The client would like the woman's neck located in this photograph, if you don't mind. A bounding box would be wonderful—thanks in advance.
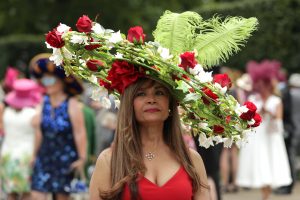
[140,124,164,148]
[49,92,67,107]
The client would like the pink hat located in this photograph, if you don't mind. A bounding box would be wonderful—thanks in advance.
[3,67,19,92]
[5,79,42,109]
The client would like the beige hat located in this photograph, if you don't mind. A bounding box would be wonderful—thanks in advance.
[289,73,300,88]
[236,73,252,92]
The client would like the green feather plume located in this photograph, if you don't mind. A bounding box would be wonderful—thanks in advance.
[153,11,258,68]
[153,10,202,56]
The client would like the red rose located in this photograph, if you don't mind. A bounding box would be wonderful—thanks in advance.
[240,101,257,120]
[213,125,225,134]
[201,87,218,105]
[252,113,262,127]
[86,59,104,72]
[76,15,93,33]
[213,74,232,88]
[179,52,197,71]
[127,26,146,44]
[45,29,64,48]
[99,79,113,91]
[226,116,231,124]
[107,60,144,93]
[85,38,101,50]
[189,88,195,93]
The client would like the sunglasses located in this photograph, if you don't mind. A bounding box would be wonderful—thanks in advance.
[41,76,57,86]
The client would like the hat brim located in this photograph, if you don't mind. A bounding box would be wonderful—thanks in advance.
[29,53,83,95]
[5,91,42,109]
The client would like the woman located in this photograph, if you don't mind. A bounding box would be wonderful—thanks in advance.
[90,78,210,200]
[0,78,41,200]
[237,60,292,200]
[29,54,87,200]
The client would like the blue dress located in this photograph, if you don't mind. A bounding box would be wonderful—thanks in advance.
[31,96,78,193]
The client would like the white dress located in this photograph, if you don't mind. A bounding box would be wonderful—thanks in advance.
[237,94,292,188]
[0,107,36,193]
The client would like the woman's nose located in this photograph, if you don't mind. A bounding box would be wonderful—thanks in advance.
[146,94,156,104]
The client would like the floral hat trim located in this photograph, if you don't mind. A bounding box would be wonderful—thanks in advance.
[45,12,261,148]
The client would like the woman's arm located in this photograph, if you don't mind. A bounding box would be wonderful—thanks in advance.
[31,105,43,162]
[189,148,210,200]
[0,103,4,134]
[90,148,112,200]
[68,98,87,169]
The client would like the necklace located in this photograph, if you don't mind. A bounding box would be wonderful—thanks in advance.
[145,152,155,161]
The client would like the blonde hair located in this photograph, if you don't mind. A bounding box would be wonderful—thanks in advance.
[100,78,202,200]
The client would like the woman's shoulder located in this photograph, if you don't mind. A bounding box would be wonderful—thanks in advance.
[188,148,204,167]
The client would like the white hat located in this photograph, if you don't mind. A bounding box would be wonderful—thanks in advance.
[289,73,300,88]
[236,73,252,91]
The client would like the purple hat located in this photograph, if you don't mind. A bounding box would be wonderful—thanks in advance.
[5,79,42,109]
[246,59,284,84]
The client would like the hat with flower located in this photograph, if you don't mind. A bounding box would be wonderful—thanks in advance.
[45,11,261,148]
[29,53,84,96]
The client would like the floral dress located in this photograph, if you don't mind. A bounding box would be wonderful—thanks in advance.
[31,96,78,193]
[0,107,36,193]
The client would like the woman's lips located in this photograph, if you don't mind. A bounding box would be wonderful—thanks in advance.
[144,108,160,113]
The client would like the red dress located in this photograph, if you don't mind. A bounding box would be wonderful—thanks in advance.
[122,166,193,200]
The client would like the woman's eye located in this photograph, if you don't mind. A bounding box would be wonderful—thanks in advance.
[156,90,165,95]
[136,92,145,96]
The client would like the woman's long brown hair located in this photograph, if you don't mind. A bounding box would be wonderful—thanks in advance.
[100,78,203,200]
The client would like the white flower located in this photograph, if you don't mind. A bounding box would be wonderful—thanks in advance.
[198,133,214,149]
[157,47,173,60]
[223,137,233,148]
[88,75,98,85]
[214,82,227,94]
[70,35,88,44]
[189,64,204,75]
[92,23,105,34]
[114,99,120,109]
[115,52,123,59]
[108,31,123,44]
[45,42,52,49]
[213,135,223,144]
[195,71,213,83]
[49,48,63,66]
[57,23,71,34]
[100,96,112,109]
[235,105,249,116]
[247,118,255,125]
[198,122,208,129]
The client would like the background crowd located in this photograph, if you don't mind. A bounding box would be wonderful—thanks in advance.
[0,59,299,200]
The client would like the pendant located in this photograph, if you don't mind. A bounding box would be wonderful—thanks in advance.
[145,152,155,161]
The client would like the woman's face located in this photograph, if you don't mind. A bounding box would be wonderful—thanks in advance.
[41,74,64,95]
[133,80,170,125]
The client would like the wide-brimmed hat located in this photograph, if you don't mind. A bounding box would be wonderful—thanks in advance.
[246,59,282,83]
[29,53,83,96]
[44,12,261,148]
[236,73,252,92]
[5,79,42,109]
[289,73,300,88]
